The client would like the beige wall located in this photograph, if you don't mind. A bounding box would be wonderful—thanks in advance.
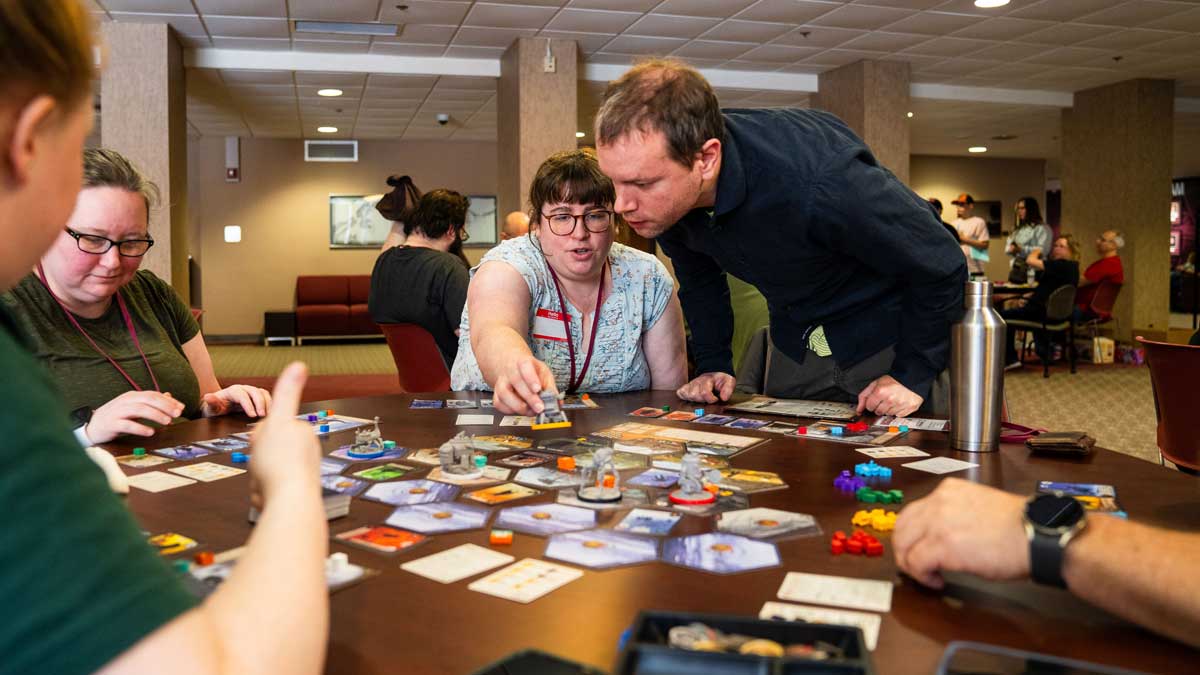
[910,154,1047,281]
[190,137,497,336]
[816,60,911,183]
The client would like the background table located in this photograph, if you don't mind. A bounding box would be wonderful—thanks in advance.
[113,391,1200,674]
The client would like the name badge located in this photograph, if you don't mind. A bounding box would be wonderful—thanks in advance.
[532,308,569,342]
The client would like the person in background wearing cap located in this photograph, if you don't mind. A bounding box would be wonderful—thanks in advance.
[952,193,990,278]
[500,211,530,240]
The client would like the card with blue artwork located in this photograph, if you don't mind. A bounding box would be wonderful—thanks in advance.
[321,474,369,497]
[328,445,407,462]
[194,437,250,452]
[1037,481,1126,517]
[385,502,491,534]
[410,399,445,409]
[361,479,459,506]
[694,414,736,425]
[320,456,351,475]
[153,444,215,460]
[544,529,659,569]
[662,532,781,575]
[513,467,584,489]
[626,469,680,489]
[725,418,770,430]
[494,503,596,537]
[614,508,681,536]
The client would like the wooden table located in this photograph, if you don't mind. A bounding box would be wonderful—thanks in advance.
[113,391,1200,675]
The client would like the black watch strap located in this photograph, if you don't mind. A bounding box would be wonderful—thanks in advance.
[69,406,93,430]
[1029,531,1067,588]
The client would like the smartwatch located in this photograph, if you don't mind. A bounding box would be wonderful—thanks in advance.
[70,406,93,429]
[1023,492,1087,588]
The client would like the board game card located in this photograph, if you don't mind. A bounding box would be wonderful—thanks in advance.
[661,533,781,574]
[320,456,351,475]
[193,437,250,452]
[626,469,680,489]
[334,525,427,555]
[302,415,374,435]
[456,414,495,425]
[445,399,479,409]
[401,543,513,584]
[479,398,494,408]
[613,439,685,456]
[361,479,458,506]
[495,451,555,468]
[495,503,596,536]
[537,437,610,456]
[426,464,511,487]
[713,468,788,494]
[128,471,196,492]
[513,466,584,489]
[776,572,893,613]
[694,413,736,425]
[115,453,172,468]
[651,452,730,472]
[574,451,645,471]
[556,487,652,511]
[760,601,882,651]
[410,399,445,409]
[794,421,901,447]
[873,415,948,432]
[468,558,583,604]
[902,457,979,475]
[544,529,659,569]
[386,502,492,534]
[726,396,858,421]
[405,448,442,465]
[328,445,407,462]
[662,410,698,421]
[856,446,931,459]
[352,463,416,481]
[464,482,542,505]
[614,508,681,536]
[716,507,821,540]
[169,462,246,483]
[499,415,536,427]
[761,421,799,434]
[1038,481,1127,516]
[629,406,667,418]
[153,444,214,460]
[559,395,599,409]
[321,474,369,497]
[148,532,197,555]
[725,418,770,430]
[469,434,533,452]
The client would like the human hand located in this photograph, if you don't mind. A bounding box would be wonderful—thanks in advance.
[84,390,185,443]
[247,362,321,512]
[856,375,923,417]
[893,478,1029,589]
[492,355,557,415]
[201,384,272,418]
[676,372,735,404]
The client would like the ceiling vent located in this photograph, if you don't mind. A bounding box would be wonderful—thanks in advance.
[305,140,358,162]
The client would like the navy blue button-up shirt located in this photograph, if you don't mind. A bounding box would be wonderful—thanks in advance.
[657,108,967,399]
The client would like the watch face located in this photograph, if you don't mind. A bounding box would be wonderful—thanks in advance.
[1028,494,1084,529]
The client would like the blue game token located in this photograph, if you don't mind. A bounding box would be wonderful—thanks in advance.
[231,452,248,463]
[319,424,330,433]
[317,410,328,419]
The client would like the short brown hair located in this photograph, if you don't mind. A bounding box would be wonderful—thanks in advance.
[0,0,94,107]
[528,149,615,224]
[83,148,160,220]
[1058,234,1081,261]
[405,189,469,239]
[595,58,723,167]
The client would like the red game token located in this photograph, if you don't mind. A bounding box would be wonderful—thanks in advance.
[846,539,864,555]
[833,530,847,542]
[866,541,884,557]
[830,539,845,555]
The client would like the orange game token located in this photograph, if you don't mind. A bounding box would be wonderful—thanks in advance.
[602,475,616,488]
[489,529,513,545]
[703,484,720,494]
[557,456,576,472]
[193,551,214,566]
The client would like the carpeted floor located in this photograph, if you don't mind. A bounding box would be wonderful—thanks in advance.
[210,344,1165,465]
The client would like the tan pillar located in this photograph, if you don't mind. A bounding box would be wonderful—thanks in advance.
[815,60,911,184]
[1062,79,1174,342]
[100,22,189,301]
[497,38,577,220]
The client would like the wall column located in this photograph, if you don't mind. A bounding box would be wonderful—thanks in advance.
[497,38,577,219]
[1062,79,1174,341]
[100,22,189,300]
[815,60,911,184]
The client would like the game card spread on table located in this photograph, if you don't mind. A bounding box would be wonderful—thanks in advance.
[468,558,583,603]
[777,572,893,613]
[401,544,513,584]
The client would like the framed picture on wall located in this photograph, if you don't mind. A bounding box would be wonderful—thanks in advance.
[974,200,1003,236]
[329,194,390,249]
[465,195,498,247]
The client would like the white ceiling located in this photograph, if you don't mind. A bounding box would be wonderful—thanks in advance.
[87,0,1200,171]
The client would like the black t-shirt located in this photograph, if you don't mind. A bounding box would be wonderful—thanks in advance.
[368,246,469,364]
[1030,258,1080,310]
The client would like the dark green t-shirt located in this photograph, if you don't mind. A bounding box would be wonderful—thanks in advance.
[2,270,203,417]
[0,303,197,675]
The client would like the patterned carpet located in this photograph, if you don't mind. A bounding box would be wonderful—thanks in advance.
[209,344,1164,465]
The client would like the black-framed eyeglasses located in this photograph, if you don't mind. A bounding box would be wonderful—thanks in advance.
[66,227,155,257]
[541,210,614,236]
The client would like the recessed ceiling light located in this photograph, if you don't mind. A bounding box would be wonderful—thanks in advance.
[317,126,338,133]
[974,0,1010,8]
[294,20,398,37]
[906,111,914,118]
[318,88,343,97]
[968,146,988,153]
[575,131,585,138]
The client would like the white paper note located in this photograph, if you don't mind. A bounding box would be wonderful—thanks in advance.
[401,544,513,584]
[901,457,979,475]
[456,414,495,425]
[128,471,196,493]
[855,446,931,459]
[777,572,893,613]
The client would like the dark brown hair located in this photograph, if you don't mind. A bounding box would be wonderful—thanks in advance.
[376,174,421,222]
[404,188,469,240]
[0,0,94,107]
[595,58,724,167]
[527,148,615,224]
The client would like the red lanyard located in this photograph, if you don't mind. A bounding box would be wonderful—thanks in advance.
[546,261,606,394]
[36,265,161,393]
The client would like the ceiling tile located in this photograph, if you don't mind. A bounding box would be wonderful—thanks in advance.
[1140,7,1200,32]
[803,48,900,68]
[651,0,756,18]
[287,0,379,22]
[368,42,447,56]
[443,46,509,58]
[369,73,439,87]
[903,36,990,58]
[671,40,754,60]
[545,9,640,33]
[537,30,611,53]
[295,72,366,86]
[950,17,1056,42]
[597,35,689,55]
[205,15,289,39]
[810,4,915,30]
[967,41,1057,62]
[1009,0,1127,23]
[674,56,730,68]
[736,44,825,64]
[194,0,285,17]
[839,30,931,52]
[918,58,1004,77]
[102,0,194,11]
[452,26,538,48]
[1074,1,1193,28]
[464,3,558,30]
[628,14,721,39]
[108,12,207,36]
[378,1,471,25]
[1024,46,1113,68]
[177,34,213,47]
[567,0,659,10]
[1020,22,1113,46]
[878,53,944,70]
[700,20,792,43]
[393,24,458,44]
[734,0,840,24]
[773,26,869,49]
[220,69,293,84]
[581,53,636,65]
[292,39,370,53]
[883,11,979,36]
[1077,28,1188,52]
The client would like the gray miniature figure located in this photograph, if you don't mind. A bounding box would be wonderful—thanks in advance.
[438,431,482,479]
[577,446,622,503]
[533,391,571,429]
[347,416,385,459]
[669,452,722,505]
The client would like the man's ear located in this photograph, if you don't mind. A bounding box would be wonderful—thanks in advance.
[697,138,721,181]
[6,95,59,187]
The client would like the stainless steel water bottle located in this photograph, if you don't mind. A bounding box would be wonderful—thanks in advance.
[950,280,1005,452]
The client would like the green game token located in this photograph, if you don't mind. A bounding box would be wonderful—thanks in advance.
[172,560,190,573]
[473,454,487,468]
[383,440,396,450]
[133,447,146,456]
[662,405,670,412]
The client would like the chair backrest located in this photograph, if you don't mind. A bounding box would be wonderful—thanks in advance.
[379,323,451,393]
[1137,336,1200,471]
[1043,285,1077,323]
[1089,280,1122,320]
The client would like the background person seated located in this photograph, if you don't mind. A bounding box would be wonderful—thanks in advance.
[368,189,471,365]
[1000,235,1080,369]
[450,149,686,414]
[500,211,530,240]
[2,148,271,444]
[1076,230,1125,319]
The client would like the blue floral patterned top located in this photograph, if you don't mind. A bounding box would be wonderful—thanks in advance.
[451,236,674,393]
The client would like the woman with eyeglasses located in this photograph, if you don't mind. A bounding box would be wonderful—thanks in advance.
[451,149,686,414]
[2,148,271,444]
